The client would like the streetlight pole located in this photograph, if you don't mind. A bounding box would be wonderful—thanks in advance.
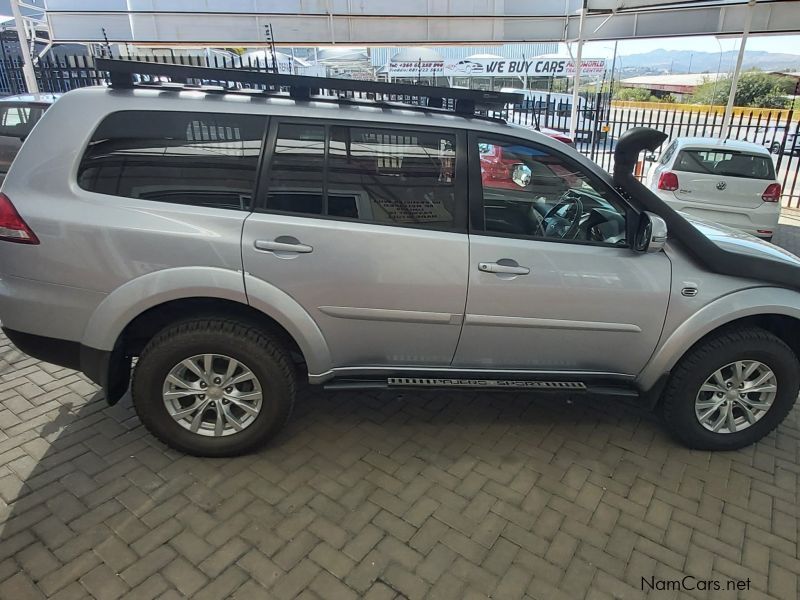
[720,0,756,140]
[568,0,587,140]
[710,37,725,107]
[9,0,38,94]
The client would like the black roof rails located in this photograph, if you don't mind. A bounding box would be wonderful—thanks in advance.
[95,58,524,117]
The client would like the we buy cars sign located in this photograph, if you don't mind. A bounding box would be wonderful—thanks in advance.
[388,57,606,78]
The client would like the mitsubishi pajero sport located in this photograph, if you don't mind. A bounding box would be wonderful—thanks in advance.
[1,59,799,456]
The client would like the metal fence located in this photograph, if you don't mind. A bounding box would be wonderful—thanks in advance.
[1,53,798,207]
[501,96,799,207]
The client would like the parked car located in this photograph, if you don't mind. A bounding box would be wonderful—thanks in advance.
[2,66,800,457]
[749,123,799,156]
[0,94,57,181]
[645,137,782,241]
[500,87,608,141]
[534,125,574,146]
[486,108,574,146]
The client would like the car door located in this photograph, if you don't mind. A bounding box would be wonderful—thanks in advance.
[242,118,469,370]
[453,133,670,375]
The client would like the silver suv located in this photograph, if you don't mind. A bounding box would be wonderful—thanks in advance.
[1,61,799,456]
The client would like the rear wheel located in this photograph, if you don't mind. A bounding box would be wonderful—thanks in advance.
[770,141,781,154]
[132,318,295,456]
[661,327,799,450]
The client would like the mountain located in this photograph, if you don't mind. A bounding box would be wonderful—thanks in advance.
[615,49,799,76]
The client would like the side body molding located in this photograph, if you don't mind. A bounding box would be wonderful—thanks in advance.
[637,287,800,391]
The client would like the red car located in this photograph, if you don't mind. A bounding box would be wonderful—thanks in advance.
[479,129,576,191]
[539,126,575,146]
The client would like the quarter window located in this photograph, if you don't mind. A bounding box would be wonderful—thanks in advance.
[660,141,677,165]
[77,111,266,211]
[477,138,627,246]
[0,104,45,137]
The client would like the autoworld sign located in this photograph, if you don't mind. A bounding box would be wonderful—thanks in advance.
[388,58,606,78]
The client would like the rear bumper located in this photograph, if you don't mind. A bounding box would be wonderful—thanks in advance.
[2,327,129,403]
[656,194,781,238]
[3,327,108,385]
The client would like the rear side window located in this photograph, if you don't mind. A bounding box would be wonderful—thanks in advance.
[264,123,325,215]
[77,111,267,210]
[327,126,456,229]
[674,149,775,180]
[262,122,459,231]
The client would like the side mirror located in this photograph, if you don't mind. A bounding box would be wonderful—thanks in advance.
[644,152,657,162]
[511,164,532,188]
[635,211,668,253]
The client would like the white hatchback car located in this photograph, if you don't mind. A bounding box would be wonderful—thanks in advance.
[645,137,781,241]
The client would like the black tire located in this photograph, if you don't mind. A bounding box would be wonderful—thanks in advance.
[132,318,295,457]
[661,327,799,451]
[770,142,781,154]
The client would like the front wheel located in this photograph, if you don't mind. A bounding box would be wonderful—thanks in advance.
[661,327,799,450]
[132,319,295,456]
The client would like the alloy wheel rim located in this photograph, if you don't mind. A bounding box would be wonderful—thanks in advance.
[162,353,263,437]
[694,360,777,434]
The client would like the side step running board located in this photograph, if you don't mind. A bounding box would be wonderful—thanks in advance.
[387,377,586,390]
[324,378,588,391]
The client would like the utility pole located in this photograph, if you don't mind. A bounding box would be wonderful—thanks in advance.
[9,0,38,94]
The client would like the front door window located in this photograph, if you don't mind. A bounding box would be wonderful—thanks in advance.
[477,138,628,246]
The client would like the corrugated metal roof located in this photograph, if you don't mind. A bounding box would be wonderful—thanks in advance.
[621,73,723,86]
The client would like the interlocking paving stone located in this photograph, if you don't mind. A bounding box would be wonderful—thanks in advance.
[0,218,799,598]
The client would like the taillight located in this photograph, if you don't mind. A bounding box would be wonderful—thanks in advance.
[762,183,781,203]
[657,171,679,192]
[0,193,39,244]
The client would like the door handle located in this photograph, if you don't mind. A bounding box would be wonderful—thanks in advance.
[478,262,530,275]
[254,239,313,254]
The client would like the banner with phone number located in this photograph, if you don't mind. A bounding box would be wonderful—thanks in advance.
[388,58,606,78]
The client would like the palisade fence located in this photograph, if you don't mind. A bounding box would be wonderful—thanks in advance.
[1,52,798,207]
[499,98,799,208]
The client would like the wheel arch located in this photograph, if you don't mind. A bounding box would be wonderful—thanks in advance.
[81,267,332,403]
[637,287,800,395]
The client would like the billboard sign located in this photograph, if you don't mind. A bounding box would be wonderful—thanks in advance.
[388,57,606,78]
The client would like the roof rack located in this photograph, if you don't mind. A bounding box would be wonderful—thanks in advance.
[95,58,524,117]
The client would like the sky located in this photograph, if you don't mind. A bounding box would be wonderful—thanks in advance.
[583,34,800,58]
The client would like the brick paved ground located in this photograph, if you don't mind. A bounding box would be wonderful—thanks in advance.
[0,219,799,600]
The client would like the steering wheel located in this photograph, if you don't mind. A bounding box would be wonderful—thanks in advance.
[543,191,585,239]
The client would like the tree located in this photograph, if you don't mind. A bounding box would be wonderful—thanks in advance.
[614,87,651,101]
[690,71,791,108]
